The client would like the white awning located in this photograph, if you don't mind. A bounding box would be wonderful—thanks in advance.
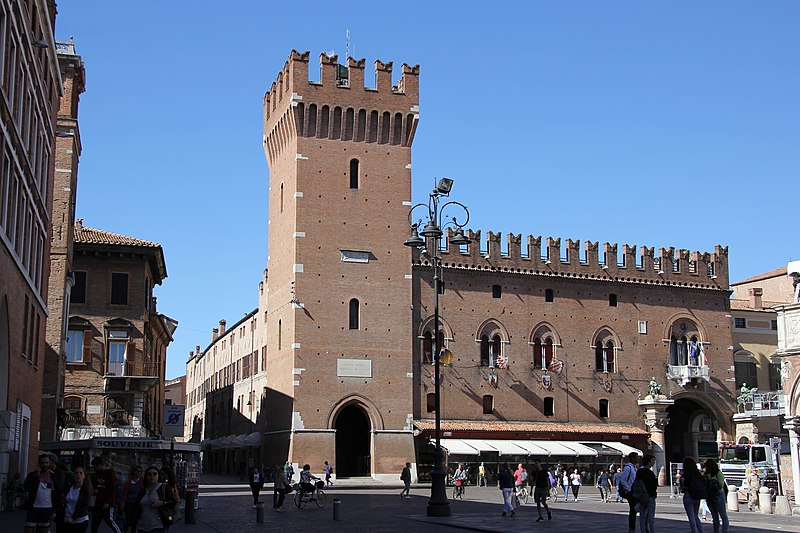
[528,440,599,457]
[472,440,530,456]
[603,441,643,457]
[438,439,479,455]
[243,432,262,447]
[509,440,551,456]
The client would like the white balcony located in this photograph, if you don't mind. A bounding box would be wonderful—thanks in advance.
[667,364,709,386]
[60,425,149,441]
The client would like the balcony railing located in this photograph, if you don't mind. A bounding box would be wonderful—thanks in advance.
[60,425,148,441]
[737,390,785,417]
[667,364,709,386]
[61,410,88,427]
[105,361,160,377]
[104,409,132,427]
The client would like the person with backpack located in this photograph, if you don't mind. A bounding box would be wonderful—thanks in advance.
[595,469,610,503]
[679,457,706,533]
[619,452,641,533]
[634,454,657,533]
[703,459,729,533]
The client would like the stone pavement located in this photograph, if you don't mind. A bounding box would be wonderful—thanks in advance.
[1,474,795,532]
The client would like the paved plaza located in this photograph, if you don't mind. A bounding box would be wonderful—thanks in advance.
[1,474,796,532]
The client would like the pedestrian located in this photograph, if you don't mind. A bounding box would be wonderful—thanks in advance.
[324,461,333,486]
[120,466,144,532]
[400,462,412,499]
[619,451,640,533]
[90,457,122,533]
[704,459,729,533]
[23,453,64,533]
[596,469,610,502]
[497,464,515,517]
[532,461,552,522]
[57,466,92,533]
[478,462,487,487]
[283,462,294,483]
[249,467,264,507]
[569,468,582,502]
[613,468,623,502]
[272,465,289,512]
[746,467,760,511]
[513,463,527,494]
[679,456,706,533]
[128,466,178,533]
[561,470,569,502]
[158,467,179,533]
[636,454,657,533]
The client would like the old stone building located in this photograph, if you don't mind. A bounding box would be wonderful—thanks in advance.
[60,222,176,440]
[41,39,84,442]
[0,0,63,489]
[188,50,740,483]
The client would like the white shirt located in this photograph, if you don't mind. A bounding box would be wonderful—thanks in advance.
[33,481,53,509]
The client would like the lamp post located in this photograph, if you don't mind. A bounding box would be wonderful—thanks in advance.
[405,177,470,517]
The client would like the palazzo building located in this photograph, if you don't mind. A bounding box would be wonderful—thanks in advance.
[187,50,740,484]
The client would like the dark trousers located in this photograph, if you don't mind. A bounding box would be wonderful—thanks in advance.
[273,488,286,508]
[62,522,89,533]
[625,493,637,531]
[249,483,262,505]
[91,506,122,533]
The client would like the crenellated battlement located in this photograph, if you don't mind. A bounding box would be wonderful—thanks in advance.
[413,229,730,290]
[263,50,420,165]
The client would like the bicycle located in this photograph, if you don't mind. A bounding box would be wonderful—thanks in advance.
[452,479,465,499]
[547,485,559,503]
[294,481,326,509]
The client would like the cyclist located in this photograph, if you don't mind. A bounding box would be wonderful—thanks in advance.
[299,464,319,500]
[453,464,467,497]
[514,464,528,492]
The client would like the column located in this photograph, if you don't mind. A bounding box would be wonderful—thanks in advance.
[639,396,674,486]
[784,417,800,510]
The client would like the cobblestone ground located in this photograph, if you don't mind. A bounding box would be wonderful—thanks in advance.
[1,478,795,533]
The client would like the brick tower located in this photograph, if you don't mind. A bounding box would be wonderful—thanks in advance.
[262,51,419,478]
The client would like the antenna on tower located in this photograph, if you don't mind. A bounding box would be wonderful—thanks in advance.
[345,28,350,59]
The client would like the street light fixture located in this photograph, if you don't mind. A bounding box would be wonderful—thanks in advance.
[405,178,470,518]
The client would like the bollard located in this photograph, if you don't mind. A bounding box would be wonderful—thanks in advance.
[333,498,341,521]
[726,486,738,512]
[774,495,792,516]
[758,487,772,514]
[184,489,197,524]
[256,501,265,523]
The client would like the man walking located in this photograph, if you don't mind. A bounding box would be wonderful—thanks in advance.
[620,452,641,533]
[533,461,552,522]
[90,457,122,533]
[324,461,334,486]
[400,462,412,498]
[23,454,64,533]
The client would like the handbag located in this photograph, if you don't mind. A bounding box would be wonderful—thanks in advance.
[157,485,183,526]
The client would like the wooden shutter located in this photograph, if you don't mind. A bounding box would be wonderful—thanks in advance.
[127,340,136,375]
[81,329,92,363]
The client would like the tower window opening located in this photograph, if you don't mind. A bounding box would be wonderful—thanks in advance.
[349,159,359,189]
[492,284,501,298]
[599,399,609,418]
[349,298,360,330]
[482,395,494,414]
[545,289,554,303]
[544,397,554,416]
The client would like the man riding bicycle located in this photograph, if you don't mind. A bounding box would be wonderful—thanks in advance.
[299,464,319,499]
[453,464,467,497]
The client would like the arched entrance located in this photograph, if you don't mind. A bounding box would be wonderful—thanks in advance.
[334,404,371,478]
[665,398,719,463]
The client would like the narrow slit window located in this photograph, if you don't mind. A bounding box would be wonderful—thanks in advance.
[599,399,609,418]
[482,395,494,414]
[349,159,359,189]
[544,397,554,416]
[349,298,360,329]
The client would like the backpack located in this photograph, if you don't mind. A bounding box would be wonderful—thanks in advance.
[631,478,648,504]
[519,470,528,482]
[687,475,707,500]
[705,475,722,499]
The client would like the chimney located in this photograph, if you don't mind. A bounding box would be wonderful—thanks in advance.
[219,319,227,335]
[76,218,84,231]
[212,328,219,342]
[749,287,763,310]
[196,345,201,354]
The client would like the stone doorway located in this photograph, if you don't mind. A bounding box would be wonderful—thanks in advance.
[665,398,718,463]
[334,403,371,477]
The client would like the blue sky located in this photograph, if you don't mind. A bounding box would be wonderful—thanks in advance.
[57,1,799,379]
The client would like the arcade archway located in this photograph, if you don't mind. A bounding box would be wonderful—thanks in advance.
[665,398,719,463]
[334,403,372,477]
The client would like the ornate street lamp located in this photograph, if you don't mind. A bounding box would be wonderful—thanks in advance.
[405,177,470,517]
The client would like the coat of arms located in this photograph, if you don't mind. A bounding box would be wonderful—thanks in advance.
[542,374,552,390]
[488,370,499,388]
[603,377,613,392]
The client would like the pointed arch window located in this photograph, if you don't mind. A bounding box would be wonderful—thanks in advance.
[594,338,615,373]
[480,334,502,367]
[532,337,554,370]
[348,298,360,330]
[422,329,445,364]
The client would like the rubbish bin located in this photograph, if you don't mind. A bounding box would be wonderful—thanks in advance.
[184,489,197,524]
[256,501,265,523]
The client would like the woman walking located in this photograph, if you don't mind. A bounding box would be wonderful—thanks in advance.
[272,465,289,512]
[562,470,570,502]
[569,469,582,502]
[498,464,515,517]
[129,466,178,533]
[636,454,657,533]
[249,467,264,507]
[679,457,706,533]
[120,466,144,531]
[704,459,729,533]
[58,466,92,533]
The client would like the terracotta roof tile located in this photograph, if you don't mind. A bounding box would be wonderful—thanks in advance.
[731,266,787,286]
[414,419,648,435]
[74,224,161,248]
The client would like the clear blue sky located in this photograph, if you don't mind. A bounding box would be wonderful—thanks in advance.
[57,1,799,379]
